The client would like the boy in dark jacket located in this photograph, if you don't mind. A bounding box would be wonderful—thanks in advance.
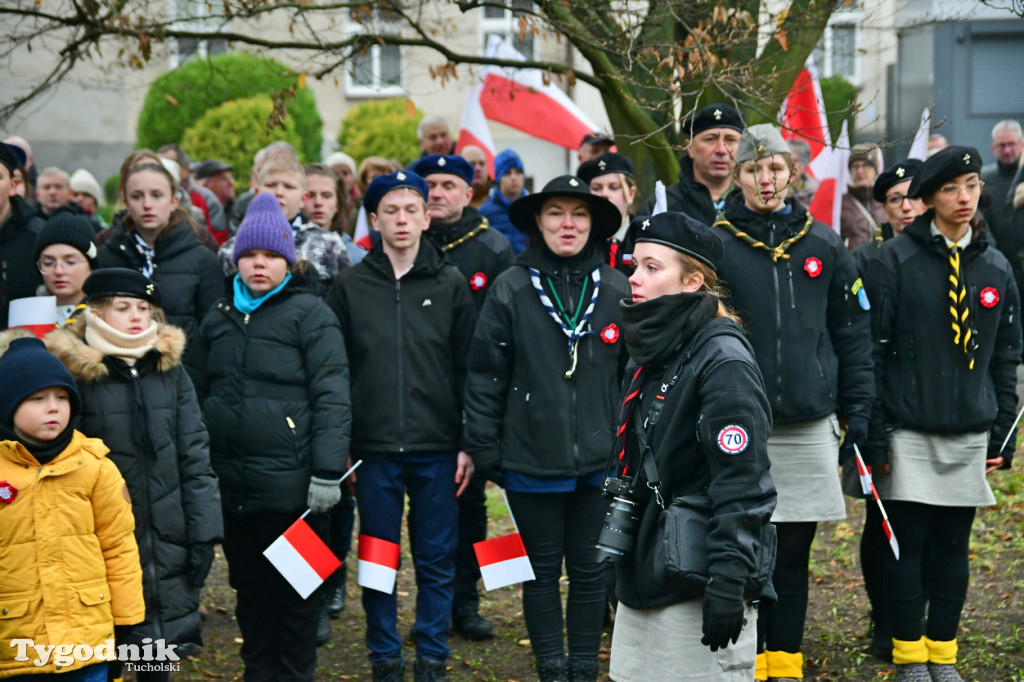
[328,170,477,682]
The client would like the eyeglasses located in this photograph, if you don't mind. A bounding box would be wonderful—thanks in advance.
[937,180,984,196]
[37,257,87,273]
[885,193,911,207]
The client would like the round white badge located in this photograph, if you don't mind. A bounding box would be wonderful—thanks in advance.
[717,425,749,454]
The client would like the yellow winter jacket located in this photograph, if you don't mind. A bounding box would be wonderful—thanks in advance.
[0,430,145,678]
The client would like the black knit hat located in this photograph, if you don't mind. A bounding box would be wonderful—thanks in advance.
[577,153,634,185]
[628,212,724,273]
[907,145,983,199]
[683,104,745,138]
[34,211,100,264]
[0,337,81,427]
[83,268,162,306]
[0,142,24,173]
[873,159,924,203]
[508,175,623,242]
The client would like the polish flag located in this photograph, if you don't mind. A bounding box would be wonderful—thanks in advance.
[807,120,850,232]
[8,296,57,339]
[357,534,401,594]
[455,81,497,178]
[779,55,831,169]
[474,532,534,591]
[264,516,341,599]
[907,107,931,161]
[353,205,372,250]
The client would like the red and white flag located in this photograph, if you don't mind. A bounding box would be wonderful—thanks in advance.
[475,531,534,591]
[357,534,401,594]
[807,120,850,232]
[8,296,57,339]
[455,81,497,178]
[264,516,341,599]
[353,205,372,250]
[907,107,931,161]
[779,55,831,170]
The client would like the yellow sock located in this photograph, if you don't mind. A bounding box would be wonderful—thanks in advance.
[892,637,928,665]
[925,637,957,665]
[755,652,768,680]
[765,650,803,679]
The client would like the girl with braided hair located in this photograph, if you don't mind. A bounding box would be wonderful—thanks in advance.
[710,124,874,682]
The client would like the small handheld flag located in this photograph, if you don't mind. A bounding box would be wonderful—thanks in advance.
[357,534,401,594]
[997,403,1024,455]
[473,490,535,590]
[853,445,900,560]
[8,296,57,338]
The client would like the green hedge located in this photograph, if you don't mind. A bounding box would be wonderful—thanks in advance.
[137,52,322,161]
[819,75,858,144]
[337,99,423,164]
[181,96,306,193]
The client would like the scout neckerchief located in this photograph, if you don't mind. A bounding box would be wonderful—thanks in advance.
[132,233,156,279]
[441,217,490,252]
[947,243,977,370]
[529,264,601,379]
[713,212,814,262]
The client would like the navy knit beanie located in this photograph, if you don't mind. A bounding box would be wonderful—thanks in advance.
[0,337,81,427]
[34,211,100,264]
[232,193,297,266]
[493,150,524,185]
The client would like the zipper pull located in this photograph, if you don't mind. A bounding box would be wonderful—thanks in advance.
[286,416,296,430]
[786,262,796,309]
[395,280,401,302]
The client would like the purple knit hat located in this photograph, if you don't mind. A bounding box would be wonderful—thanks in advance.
[232,193,297,265]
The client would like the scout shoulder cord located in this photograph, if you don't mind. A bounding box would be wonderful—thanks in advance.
[441,217,490,252]
[713,212,814,262]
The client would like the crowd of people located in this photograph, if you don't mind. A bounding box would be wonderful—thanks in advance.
[0,107,1021,682]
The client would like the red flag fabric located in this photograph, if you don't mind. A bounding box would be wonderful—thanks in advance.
[779,56,831,170]
[263,516,341,599]
[474,532,534,590]
[8,296,57,339]
[357,534,401,594]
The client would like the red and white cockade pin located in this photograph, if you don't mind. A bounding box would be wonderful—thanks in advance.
[469,272,487,291]
[980,287,999,308]
[0,481,17,504]
[804,257,822,278]
[600,324,619,344]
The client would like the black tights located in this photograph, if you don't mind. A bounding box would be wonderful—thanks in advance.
[758,521,817,653]
[506,486,608,662]
[860,501,889,636]
[884,502,974,642]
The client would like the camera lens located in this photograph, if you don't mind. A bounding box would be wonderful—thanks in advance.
[595,496,640,563]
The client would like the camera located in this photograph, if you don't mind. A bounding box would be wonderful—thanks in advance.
[595,476,641,563]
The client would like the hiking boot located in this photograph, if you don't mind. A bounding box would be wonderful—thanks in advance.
[452,605,495,641]
[315,604,332,647]
[927,663,965,682]
[413,657,447,682]
[327,582,346,618]
[894,663,932,682]
[373,658,406,682]
[536,656,569,682]
[567,657,599,682]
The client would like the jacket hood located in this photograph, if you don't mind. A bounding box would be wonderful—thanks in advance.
[43,321,186,382]
[514,240,603,278]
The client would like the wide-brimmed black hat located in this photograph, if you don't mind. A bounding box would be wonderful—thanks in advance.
[508,175,623,242]
[628,212,724,272]
[577,152,634,185]
[873,159,923,203]
[907,145,982,199]
[83,268,162,306]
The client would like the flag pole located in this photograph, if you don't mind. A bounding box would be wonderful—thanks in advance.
[299,460,363,521]
[853,444,900,560]
[997,404,1024,455]
[500,489,520,534]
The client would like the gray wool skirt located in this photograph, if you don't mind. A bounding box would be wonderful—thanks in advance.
[766,415,846,523]
[873,429,995,507]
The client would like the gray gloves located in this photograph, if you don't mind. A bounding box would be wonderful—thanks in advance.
[307,476,342,514]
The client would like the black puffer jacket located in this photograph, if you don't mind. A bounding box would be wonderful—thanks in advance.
[97,219,223,337]
[712,194,874,424]
[637,157,727,227]
[464,243,630,476]
[425,206,515,311]
[328,240,476,454]
[44,321,222,646]
[614,313,775,610]
[863,213,1022,468]
[186,275,351,512]
[0,196,45,329]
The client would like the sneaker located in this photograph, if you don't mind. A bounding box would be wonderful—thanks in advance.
[894,663,932,682]
[373,658,406,682]
[927,663,965,682]
[413,657,447,682]
[327,583,346,618]
[315,604,332,647]
[451,606,494,641]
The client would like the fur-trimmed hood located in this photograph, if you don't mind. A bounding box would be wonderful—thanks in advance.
[41,321,187,383]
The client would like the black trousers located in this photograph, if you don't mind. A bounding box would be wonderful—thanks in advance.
[222,509,328,682]
[506,486,608,662]
[884,502,974,642]
[453,470,488,609]
[759,521,817,654]
[327,483,357,588]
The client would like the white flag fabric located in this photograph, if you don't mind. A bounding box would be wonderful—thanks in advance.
[8,296,57,339]
[263,517,341,599]
[357,534,401,594]
[474,532,535,591]
[907,107,931,161]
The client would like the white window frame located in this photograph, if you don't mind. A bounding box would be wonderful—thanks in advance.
[478,1,536,59]
[814,5,862,84]
[167,0,224,68]
[344,10,406,98]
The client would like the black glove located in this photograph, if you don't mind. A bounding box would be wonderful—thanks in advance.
[187,542,216,588]
[839,416,869,466]
[701,578,746,652]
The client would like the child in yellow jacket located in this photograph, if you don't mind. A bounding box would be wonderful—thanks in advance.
[0,337,144,681]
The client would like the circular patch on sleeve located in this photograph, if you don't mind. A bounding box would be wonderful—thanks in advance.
[717,425,749,454]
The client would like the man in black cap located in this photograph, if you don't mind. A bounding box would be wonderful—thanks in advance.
[638,103,745,225]
[0,141,44,329]
[578,131,615,163]
[195,158,236,221]
[852,159,924,274]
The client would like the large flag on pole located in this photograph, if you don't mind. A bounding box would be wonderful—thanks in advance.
[807,120,851,232]
[455,79,497,177]
[907,107,931,161]
[779,55,831,171]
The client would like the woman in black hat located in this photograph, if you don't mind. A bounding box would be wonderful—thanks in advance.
[464,176,631,682]
[711,124,874,682]
[863,145,1021,682]
[605,211,776,681]
[578,152,638,276]
[40,268,223,682]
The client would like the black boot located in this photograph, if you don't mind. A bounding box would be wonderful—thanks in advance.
[315,603,332,647]
[452,604,495,641]
[536,656,569,682]
[567,657,599,682]
[327,580,346,618]
[413,657,447,682]
[373,658,406,682]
